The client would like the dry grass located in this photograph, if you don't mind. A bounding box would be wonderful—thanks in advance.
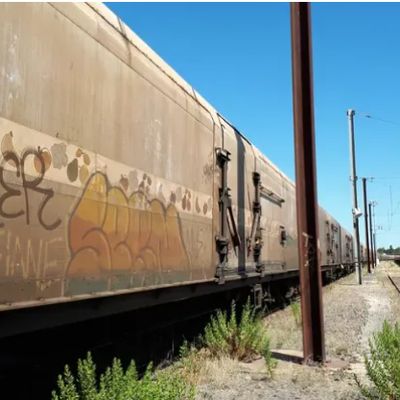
[175,346,241,388]
[264,304,302,351]
[264,272,369,360]
[196,263,400,400]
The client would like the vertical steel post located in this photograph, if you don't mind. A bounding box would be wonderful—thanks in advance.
[362,178,371,273]
[369,202,375,269]
[372,202,377,267]
[347,110,362,284]
[290,2,325,363]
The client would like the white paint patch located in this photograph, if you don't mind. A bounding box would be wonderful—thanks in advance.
[0,117,213,219]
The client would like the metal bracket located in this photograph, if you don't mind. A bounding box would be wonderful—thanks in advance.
[247,172,264,274]
[252,283,263,311]
[215,148,231,284]
[280,225,287,247]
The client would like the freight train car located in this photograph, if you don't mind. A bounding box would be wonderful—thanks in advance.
[0,3,354,338]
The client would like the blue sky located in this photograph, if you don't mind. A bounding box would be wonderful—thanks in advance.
[106,2,400,249]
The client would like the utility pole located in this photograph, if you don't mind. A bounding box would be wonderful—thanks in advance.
[369,201,375,269]
[347,109,362,284]
[362,178,371,273]
[371,201,377,267]
[290,2,325,364]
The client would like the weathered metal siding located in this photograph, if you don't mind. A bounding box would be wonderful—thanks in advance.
[328,216,341,265]
[252,147,287,273]
[318,209,329,266]
[0,2,355,313]
[318,209,341,266]
[213,119,255,275]
[0,3,216,308]
[340,226,354,265]
[281,179,298,271]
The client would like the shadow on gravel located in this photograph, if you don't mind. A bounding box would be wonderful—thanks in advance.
[271,350,303,364]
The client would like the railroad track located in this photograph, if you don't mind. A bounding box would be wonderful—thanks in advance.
[387,274,400,294]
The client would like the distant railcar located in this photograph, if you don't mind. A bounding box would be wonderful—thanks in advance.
[0,3,354,337]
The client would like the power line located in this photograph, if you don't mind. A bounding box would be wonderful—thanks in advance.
[390,185,393,217]
[357,111,400,126]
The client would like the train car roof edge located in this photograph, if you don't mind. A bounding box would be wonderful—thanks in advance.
[87,3,296,189]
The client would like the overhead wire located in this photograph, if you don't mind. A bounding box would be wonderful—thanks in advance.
[357,111,400,126]
[371,176,400,180]
[351,111,400,241]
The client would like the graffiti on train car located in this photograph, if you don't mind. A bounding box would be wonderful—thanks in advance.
[66,172,190,288]
[0,125,213,297]
[0,132,61,230]
[1,230,64,280]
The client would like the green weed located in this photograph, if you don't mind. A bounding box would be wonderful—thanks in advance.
[51,352,194,400]
[290,301,301,327]
[202,300,276,374]
[356,320,400,399]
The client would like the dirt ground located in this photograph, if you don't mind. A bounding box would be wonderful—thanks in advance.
[196,261,400,400]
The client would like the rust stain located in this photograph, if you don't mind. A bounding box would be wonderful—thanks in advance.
[202,161,213,182]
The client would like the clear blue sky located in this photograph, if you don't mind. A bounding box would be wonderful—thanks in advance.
[106,2,400,249]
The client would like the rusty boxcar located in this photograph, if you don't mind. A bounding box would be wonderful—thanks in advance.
[0,3,354,337]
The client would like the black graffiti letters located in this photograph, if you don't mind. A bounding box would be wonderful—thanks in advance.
[0,151,23,224]
[0,149,61,230]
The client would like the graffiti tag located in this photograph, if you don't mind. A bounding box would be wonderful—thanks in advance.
[1,230,64,280]
[0,149,61,230]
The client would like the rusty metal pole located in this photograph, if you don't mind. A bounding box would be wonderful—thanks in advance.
[362,178,371,273]
[369,202,375,269]
[290,2,325,364]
